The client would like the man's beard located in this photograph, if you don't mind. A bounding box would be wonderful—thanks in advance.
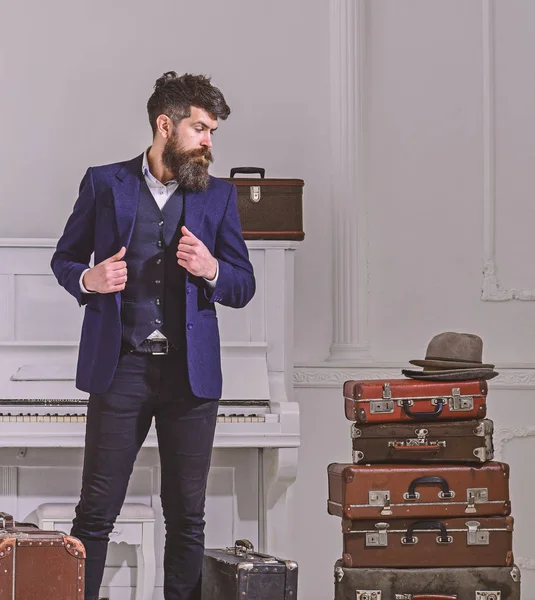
[162,136,213,192]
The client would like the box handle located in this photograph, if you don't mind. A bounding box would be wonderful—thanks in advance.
[412,596,457,600]
[0,512,14,529]
[405,476,454,500]
[391,445,441,454]
[403,520,452,545]
[230,167,265,178]
[234,539,254,557]
[401,398,444,420]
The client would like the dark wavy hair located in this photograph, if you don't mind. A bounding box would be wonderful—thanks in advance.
[147,72,231,135]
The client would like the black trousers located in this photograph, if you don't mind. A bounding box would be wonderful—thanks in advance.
[71,349,219,600]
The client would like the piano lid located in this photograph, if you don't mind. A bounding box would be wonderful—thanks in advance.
[0,342,270,402]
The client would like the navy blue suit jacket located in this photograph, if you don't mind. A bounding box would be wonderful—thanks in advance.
[51,154,255,397]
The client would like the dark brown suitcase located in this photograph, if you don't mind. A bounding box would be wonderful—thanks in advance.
[351,418,494,464]
[201,539,298,600]
[327,462,511,520]
[222,167,304,240]
[344,379,487,423]
[341,516,514,568]
[333,559,521,600]
[0,512,85,600]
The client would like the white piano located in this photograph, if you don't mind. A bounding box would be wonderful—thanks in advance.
[0,238,300,599]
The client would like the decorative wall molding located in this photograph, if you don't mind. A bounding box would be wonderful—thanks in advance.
[481,0,535,301]
[294,364,535,389]
[327,0,371,360]
[493,425,535,461]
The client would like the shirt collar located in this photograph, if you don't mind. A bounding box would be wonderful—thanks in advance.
[142,148,177,186]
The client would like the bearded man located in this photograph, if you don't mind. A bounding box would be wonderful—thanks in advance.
[51,72,255,600]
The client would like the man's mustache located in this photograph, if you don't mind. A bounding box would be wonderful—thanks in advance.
[185,147,213,163]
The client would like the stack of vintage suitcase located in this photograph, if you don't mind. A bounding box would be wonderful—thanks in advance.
[327,377,521,599]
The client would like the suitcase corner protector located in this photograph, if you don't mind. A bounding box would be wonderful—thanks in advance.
[0,536,15,559]
[63,535,86,559]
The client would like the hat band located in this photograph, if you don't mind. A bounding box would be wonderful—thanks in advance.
[425,356,482,364]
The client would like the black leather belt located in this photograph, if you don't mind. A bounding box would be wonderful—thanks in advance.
[124,339,175,355]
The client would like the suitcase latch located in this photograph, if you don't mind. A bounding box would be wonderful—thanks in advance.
[476,593,501,600]
[368,383,395,413]
[466,520,490,545]
[249,186,261,203]
[368,491,392,516]
[450,388,474,411]
[370,400,394,414]
[365,522,389,547]
[466,488,489,513]
[356,592,381,600]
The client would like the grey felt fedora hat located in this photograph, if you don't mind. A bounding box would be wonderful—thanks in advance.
[409,332,495,370]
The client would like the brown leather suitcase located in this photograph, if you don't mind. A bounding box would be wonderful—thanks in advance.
[341,516,514,568]
[0,512,85,600]
[222,167,304,240]
[344,379,487,423]
[327,462,511,520]
[333,559,521,600]
[351,418,494,464]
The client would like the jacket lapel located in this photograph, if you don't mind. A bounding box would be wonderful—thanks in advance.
[112,155,143,248]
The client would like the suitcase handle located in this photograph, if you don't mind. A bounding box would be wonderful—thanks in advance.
[233,539,254,557]
[403,520,452,545]
[230,167,266,178]
[0,512,14,528]
[401,398,444,420]
[412,596,457,600]
[391,445,441,454]
[405,476,454,500]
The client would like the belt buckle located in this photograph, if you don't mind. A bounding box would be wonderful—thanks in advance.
[150,339,169,355]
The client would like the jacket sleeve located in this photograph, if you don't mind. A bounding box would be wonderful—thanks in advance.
[204,184,255,308]
[50,168,96,306]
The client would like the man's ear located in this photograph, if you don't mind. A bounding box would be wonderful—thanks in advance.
[156,114,172,139]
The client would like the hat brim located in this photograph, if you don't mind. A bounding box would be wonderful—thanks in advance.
[402,368,499,382]
[409,359,495,370]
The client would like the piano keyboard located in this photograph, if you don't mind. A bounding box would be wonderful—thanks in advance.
[0,399,296,449]
[0,412,268,424]
[0,399,278,425]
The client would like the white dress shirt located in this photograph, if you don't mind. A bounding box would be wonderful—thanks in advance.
[79,150,219,340]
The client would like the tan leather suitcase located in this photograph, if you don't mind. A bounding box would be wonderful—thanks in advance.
[0,512,85,600]
[344,379,487,423]
[351,418,494,464]
[222,167,304,240]
[341,516,514,568]
[327,462,511,520]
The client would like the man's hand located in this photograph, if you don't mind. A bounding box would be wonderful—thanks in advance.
[177,226,217,279]
[83,247,128,293]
